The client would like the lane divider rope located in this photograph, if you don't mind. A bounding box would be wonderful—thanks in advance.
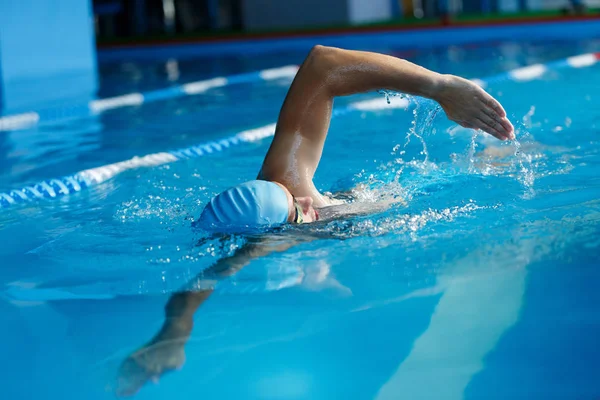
[1,52,599,209]
[0,65,300,132]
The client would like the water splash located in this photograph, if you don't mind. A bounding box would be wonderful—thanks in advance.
[404,99,442,164]
[374,95,559,208]
[467,130,481,174]
[511,129,537,198]
[377,89,408,105]
[377,90,438,164]
[384,96,445,184]
[314,201,490,240]
[522,105,536,129]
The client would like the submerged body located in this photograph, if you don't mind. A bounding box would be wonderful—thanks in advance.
[117,45,514,395]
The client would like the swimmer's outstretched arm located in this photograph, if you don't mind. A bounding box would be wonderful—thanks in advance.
[260,46,514,198]
[116,237,307,396]
[290,45,513,139]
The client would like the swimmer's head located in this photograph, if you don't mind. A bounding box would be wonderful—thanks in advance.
[197,180,318,233]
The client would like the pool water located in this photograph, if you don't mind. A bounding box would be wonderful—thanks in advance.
[1,37,600,400]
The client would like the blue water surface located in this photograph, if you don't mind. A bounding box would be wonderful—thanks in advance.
[1,37,600,400]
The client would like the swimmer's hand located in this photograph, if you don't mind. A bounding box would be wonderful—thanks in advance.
[116,332,186,396]
[435,75,514,141]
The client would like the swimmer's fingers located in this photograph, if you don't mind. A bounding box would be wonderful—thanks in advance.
[478,89,516,139]
[480,101,514,139]
[437,75,513,140]
[481,92,507,118]
[475,114,512,141]
[457,119,504,141]
[483,108,515,137]
[457,119,502,140]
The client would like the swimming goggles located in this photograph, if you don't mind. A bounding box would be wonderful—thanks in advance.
[292,196,304,224]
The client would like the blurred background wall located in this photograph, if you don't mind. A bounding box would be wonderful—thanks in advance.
[0,0,598,115]
[0,0,97,113]
[242,0,349,30]
[92,0,600,39]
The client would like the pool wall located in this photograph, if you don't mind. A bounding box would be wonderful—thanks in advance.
[98,19,600,61]
[0,0,97,113]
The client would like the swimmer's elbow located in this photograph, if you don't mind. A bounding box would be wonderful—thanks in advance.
[308,45,341,70]
[304,45,341,91]
[308,45,336,58]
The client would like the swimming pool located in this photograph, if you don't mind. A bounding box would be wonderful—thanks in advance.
[1,35,600,400]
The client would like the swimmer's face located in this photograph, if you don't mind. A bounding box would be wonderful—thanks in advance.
[292,195,319,223]
[273,182,319,224]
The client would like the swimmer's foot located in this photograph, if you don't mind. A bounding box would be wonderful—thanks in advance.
[116,337,186,397]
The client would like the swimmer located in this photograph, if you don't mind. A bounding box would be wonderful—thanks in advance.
[116,45,514,395]
[197,45,513,233]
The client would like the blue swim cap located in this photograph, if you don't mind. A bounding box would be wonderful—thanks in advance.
[197,180,289,233]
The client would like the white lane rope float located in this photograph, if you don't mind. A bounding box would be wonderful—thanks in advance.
[0,65,301,132]
[1,52,599,209]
